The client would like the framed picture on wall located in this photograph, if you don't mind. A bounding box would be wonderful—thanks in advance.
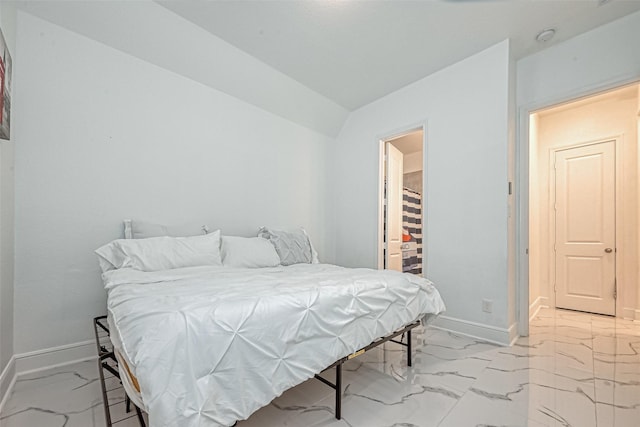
[0,26,11,141]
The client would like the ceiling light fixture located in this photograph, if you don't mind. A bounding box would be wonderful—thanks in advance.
[536,28,556,43]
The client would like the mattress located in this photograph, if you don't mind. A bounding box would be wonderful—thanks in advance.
[104,263,445,427]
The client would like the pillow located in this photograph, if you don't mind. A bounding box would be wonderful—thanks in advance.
[220,236,280,268]
[96,230,222,272]
[258,227,319,266]
[123,219,209,239]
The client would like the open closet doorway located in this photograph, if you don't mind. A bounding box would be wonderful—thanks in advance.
[528,83,640,319]
[378,128,425,276]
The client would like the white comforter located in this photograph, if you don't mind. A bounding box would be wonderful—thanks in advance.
[104,263,445,427]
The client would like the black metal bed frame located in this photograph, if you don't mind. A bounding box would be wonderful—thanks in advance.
[313,320,419,420]
[93,316,147,427]
[93,315,419,425]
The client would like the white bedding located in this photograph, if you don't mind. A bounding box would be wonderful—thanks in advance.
[105,263,445,427]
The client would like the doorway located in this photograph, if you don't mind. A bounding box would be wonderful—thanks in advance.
[528,84,639,319]
[378,128,425,275]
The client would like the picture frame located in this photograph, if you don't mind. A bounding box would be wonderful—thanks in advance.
[0,26,12,141]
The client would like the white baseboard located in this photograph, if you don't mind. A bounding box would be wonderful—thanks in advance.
[507,322,519,346]
[14,340,97,376]
[0,340,97,413]
[529,296,548,322]
[430,315,515,346]
[0,356,16,414]
[622,307,640,321]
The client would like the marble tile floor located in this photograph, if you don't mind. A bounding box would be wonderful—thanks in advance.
[1,307,639,427]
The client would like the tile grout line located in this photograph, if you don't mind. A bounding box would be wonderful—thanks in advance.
[434,372,479,426]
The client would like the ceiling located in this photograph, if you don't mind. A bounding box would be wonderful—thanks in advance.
[157,0,640,110]
[389,131,423,155]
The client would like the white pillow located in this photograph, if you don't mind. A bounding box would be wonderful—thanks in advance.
[123,219,209,239]
[96,230,222,272]
[221,236,281,268]
[258,227,320,266]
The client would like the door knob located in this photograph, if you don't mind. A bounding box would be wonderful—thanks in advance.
[604,248,613,253]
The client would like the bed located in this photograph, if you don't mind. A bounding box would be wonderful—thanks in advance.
[96,225,445,427]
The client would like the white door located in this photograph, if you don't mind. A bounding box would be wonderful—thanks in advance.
[554,140,616,315]
[385,142,403,271]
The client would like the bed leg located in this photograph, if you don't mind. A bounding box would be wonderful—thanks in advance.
[407,329,412,367]
[335,363,342,420]
[135,406,146,427]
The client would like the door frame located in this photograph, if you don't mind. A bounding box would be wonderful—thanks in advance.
[516,76,639,337]
[547,137,622,314]
[377,122,428,271]
[384,141,405,271]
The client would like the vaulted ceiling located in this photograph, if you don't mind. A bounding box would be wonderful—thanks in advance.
[158,0,640,109]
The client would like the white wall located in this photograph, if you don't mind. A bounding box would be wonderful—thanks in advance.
[12,12,334,355]
[517,11,640,109]
[528,113,540,312]
[517,9,640,324]
[0,0,16,399]
[506,50,517,332]
[331,41,514,343]
[403,152,422,174]
[531,88,638,317]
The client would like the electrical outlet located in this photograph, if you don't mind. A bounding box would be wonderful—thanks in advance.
[482,299,493,313]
